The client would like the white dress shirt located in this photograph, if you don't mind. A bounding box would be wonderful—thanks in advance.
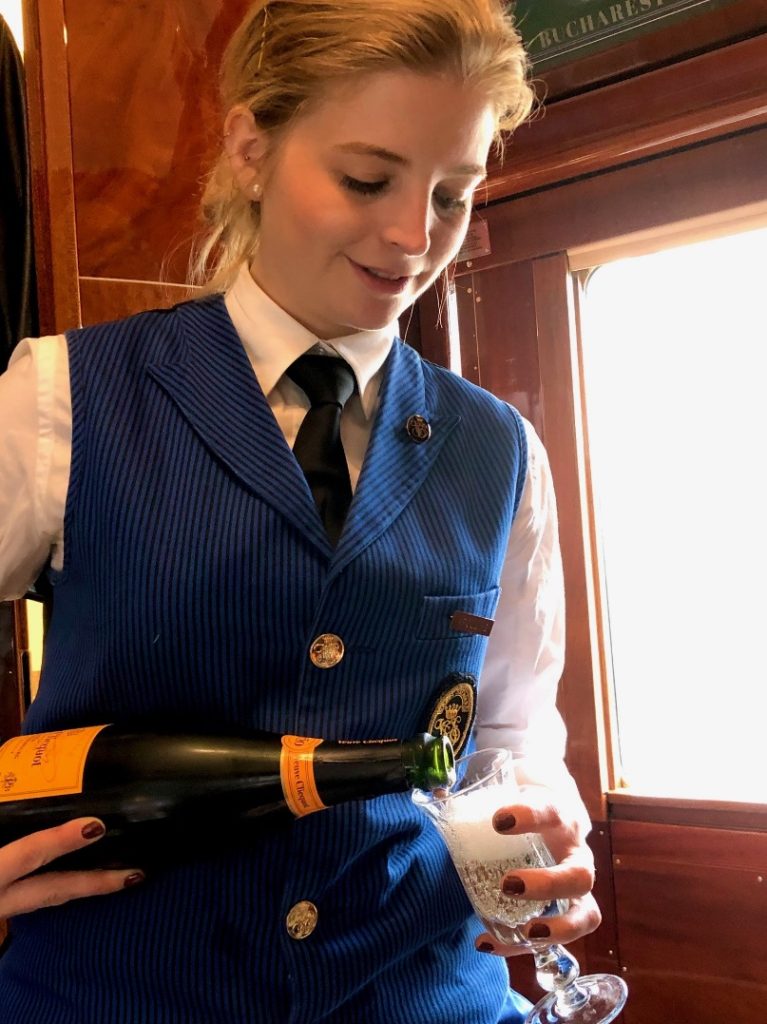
[0,263,566,756]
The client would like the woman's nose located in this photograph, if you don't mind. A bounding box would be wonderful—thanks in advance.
[380,194,431,257]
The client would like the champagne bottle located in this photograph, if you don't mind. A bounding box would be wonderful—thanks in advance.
[0,725,455,870]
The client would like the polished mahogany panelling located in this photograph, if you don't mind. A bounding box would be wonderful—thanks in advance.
[612,820,767,1023]
[79,278,198,326]
[454,259,542,434]
[23,0,80,334]
[488,33,767,202]
[63,0,251,284]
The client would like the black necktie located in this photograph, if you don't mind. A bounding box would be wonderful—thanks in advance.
[286,354,356,546]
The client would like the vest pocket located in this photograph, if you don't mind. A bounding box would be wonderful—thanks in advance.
[416,587,501,640]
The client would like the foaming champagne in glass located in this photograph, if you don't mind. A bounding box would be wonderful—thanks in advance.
[413,748,627,1024]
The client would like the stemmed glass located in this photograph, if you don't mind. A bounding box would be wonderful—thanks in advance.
[413,747,627,1024]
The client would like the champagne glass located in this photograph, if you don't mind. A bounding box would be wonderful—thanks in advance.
[412,748,627,1024]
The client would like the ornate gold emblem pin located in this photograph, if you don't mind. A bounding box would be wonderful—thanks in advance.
[425,674,477,756]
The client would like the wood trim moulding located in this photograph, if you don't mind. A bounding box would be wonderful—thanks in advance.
[609,791,767,832]
[532,253,610,820]
[78,277,200,326]
[568,198,767,270]
[23,0,80,334]
[459,126,767,274]
[484,32,767,202]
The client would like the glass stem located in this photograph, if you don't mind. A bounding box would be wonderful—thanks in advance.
[533,945,590,1015]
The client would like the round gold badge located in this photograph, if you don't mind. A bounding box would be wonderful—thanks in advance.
[309,633,345,669]
[286,900,319,940]
[405,414,432,444]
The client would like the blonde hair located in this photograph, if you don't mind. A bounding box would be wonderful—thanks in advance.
[192,0,534,292]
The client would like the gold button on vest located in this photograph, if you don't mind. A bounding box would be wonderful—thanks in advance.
[286,900,319,940]
[309,633,344,668]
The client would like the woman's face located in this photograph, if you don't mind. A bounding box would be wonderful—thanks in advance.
[249,70,496,340]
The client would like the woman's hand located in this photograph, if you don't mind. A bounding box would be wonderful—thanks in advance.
[0,819,144,919]
[474,766,601,957]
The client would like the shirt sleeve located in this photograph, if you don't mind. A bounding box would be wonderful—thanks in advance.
[0,335,71,599]
[474,417,567,758]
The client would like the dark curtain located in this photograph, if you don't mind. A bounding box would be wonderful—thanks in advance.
[1,15,38,372]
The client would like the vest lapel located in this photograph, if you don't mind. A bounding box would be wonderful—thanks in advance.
[147,295,333,557]
[331,340,460,577]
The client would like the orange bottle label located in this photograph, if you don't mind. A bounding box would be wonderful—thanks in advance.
[0,725,109,802]
[280,735,327,817]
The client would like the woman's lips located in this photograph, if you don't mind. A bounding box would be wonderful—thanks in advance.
[348,258,412,294]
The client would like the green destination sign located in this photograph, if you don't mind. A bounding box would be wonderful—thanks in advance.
[512,0,740,67]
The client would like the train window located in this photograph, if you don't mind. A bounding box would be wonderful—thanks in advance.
[580,225,767,803]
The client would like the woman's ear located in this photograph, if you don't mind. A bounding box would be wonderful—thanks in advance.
[223,104,269,198]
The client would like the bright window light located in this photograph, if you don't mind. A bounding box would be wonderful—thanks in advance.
[0,1,24,52]
[581,226,767,802]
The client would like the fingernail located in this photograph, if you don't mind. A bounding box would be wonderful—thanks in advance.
[528,924,550,939]
[502,875,525,896]
[81,821,106,841]
[494,812,516,833]
[123,872,145,888]
[477,942,495,953]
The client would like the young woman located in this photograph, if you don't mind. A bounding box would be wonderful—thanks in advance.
[0,2,600,1021]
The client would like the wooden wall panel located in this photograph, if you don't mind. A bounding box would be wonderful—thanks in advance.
[79,278,198,326]
[454,261,542,431]
[64,0,251,285]
[612,820,767,1022]
[586,824,623,983]
[22,0,80,334]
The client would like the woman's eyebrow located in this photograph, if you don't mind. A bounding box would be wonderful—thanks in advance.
[332,141,486,177]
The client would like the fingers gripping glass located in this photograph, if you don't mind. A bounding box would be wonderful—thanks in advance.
[413,748,627,1024]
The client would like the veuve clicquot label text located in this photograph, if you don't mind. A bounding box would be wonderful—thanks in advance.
[0,725,109,801]
[279,734,327,817]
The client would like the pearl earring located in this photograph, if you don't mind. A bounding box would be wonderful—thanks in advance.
[252,182,263,201]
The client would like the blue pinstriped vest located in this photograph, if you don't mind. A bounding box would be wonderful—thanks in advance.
[0,296,529,1024]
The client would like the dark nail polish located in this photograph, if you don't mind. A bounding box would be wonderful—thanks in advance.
[502,875,526,896]
[528,924,551,939]
[477,942,495,953]
[494,812,516,833]
[123,872,145,888]
[81,821,105,841]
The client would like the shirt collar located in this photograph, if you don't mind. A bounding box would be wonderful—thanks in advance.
[224,262,397,419]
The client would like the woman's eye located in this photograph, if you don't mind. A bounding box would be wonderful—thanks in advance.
[342,174,473,214]
[436,194,469,214]
[341,175,387,196]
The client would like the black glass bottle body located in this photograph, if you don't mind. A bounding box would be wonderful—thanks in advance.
[0,728,452,870]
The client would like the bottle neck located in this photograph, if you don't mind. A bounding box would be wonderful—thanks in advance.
[401,734,455,791]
